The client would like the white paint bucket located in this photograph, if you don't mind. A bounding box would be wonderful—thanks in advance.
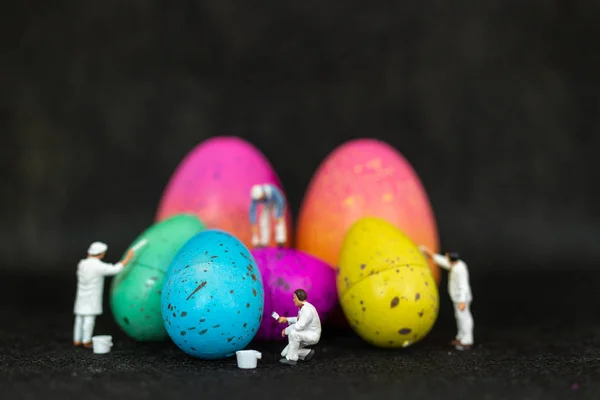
[236,350,262,369]
[92,335,113,354]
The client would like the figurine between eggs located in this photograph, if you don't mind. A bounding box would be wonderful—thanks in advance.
[156,136,293,249]
[249,183,288,249]
[250,247,337,341]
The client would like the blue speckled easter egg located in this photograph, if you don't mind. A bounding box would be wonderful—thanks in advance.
[161,229,265,359]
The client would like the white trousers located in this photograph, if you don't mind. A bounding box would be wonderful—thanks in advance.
[259,205,286,245]
[281,330,319,361]
[74,315,96,344]
[454,302,474,345]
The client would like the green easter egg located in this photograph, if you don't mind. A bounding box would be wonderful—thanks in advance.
[110,214,206,341]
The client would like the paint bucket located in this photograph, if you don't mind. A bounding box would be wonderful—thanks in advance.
[92,335,113,354]
[236,350,262,369]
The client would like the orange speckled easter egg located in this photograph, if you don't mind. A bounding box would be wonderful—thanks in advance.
[296,138,440,284]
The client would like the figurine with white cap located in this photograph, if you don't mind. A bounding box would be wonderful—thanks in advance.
[73,241,138,348]
[249,183,287,248]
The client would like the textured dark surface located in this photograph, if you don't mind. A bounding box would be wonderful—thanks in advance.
[2,1,600,271]
[2,269,599,399]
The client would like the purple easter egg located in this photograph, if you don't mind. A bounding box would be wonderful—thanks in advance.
[250,248,338,341]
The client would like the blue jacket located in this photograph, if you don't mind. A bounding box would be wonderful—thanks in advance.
[249,184,286,224]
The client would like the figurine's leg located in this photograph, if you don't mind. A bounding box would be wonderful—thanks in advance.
[274,215,286,246]
[73,315,83,345]
[280,344,289,357]
[259,206,271,246]
[453,303,463,343]
[297,348,311,360]
[298,336,318,360]
[459,303,474,346]
[82,315,96,347]
[285,330,301,361]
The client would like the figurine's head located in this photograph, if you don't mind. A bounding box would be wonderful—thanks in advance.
[88,241,108,259]
[251,184,265,201]
[446,252,460,265]
[293,288,307,307]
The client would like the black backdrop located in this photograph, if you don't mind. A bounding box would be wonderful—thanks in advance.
[2,1,599,273]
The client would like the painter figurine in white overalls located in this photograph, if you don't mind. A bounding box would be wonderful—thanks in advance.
[276,289,321,366]
[249,183,287,248]
[420,246,474,350]
[73,242,135,347]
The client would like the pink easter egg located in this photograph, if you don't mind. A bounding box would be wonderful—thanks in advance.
[156,136,293,249]
[250,247,337,341]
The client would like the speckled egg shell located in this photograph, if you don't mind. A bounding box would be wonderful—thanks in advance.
[110,214,206,341]
[155,136,293,249]
[161,229,265,359]
[250,248,337,341]
[337,217,439,348]
[296,138,440,284]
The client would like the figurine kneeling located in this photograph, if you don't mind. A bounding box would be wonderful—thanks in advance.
[277,289,321,366]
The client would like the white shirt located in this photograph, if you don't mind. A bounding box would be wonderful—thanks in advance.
[285,301,322,338]
[432,254,472,304]
[74,257,124,315]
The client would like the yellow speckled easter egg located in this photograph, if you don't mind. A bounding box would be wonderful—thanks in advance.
[337,217,439,348]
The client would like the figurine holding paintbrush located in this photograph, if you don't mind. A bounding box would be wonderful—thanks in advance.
[273,289,321,366]
[73,239,147,347]
[420,245,474,350]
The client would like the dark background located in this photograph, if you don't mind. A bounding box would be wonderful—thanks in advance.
[3,1,599,273]
[2,2,600,398]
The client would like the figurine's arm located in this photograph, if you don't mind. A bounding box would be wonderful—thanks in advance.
[99,261,125,276]
[270,186,286,219]
[286,317,298,324]
[432,253,452,271]
[100,249,135,275]
[249,199,258,225]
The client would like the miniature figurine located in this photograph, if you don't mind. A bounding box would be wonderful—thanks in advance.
[420,246,474,350]
[249,183,287,248]
[73,242,135,348]
[276,288,321,366]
